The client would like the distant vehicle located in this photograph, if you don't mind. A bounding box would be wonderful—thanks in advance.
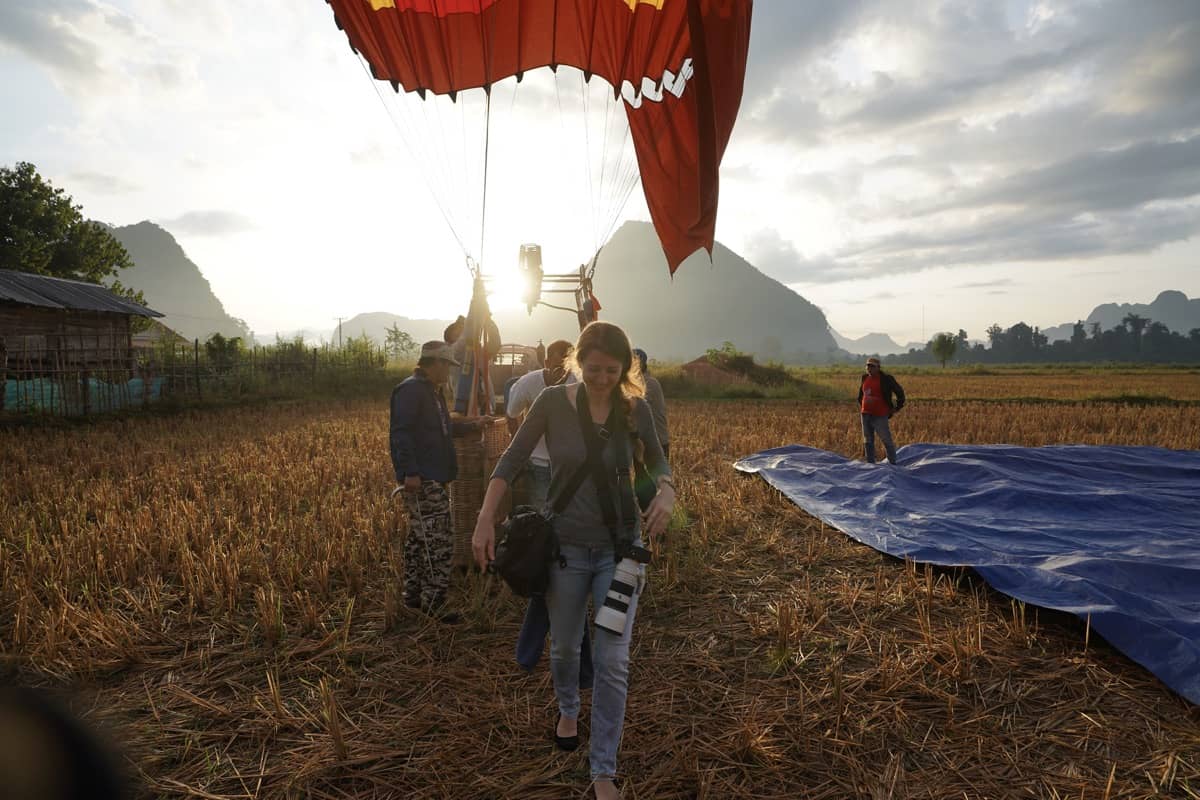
[491,344,542,411]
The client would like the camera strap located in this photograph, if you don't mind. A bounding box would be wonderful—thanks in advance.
[574,385,638,547]
[549,389,609,516]
[550,458,594,516]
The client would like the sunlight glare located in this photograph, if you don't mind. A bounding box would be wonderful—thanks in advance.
[485,263,527,312]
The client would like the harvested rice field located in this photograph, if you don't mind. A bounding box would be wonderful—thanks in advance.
[2,379,1199,799]
[801,366,1200,403]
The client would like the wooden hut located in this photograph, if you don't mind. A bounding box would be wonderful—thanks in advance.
[132,319,187,356]
[0,270,163,413]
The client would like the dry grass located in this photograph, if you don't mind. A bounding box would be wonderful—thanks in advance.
[802,367,1200,403]
[2,378,1199,798]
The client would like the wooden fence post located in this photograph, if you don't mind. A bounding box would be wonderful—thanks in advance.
[194,338,202,401]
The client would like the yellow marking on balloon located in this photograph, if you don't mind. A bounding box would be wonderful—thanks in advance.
[368,0,395,9]
[624,0,666,9]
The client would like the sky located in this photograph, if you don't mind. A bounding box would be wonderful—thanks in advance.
[1,0,1198,345]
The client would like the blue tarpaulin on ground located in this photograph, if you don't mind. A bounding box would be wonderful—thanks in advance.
[734,443,1200,705]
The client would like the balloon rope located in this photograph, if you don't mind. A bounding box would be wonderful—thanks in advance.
[582,72,597,252]
[353,55,471,261]
[479,89,491,275]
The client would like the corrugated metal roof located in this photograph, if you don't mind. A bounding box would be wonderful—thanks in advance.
[0,270,163,317]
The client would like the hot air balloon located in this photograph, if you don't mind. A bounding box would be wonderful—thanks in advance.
[325,0,751,275]
[323,0,752,414]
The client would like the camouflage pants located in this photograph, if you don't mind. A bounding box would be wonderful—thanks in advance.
[402,480,453,608]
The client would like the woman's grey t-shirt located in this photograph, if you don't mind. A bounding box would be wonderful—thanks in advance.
[491,385,670,547]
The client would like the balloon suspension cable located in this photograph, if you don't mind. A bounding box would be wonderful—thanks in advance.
[479,89,492,273]
[586,247,602,280]
[351,53,473,263]
[581,71,598,252]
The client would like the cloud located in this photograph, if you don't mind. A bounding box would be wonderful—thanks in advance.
[921,136,1200,218]
[842,290,897,305]
[839,41,1099,134]
[744,2,870,99]
[732,0,1200,281]
[158,210,256,236]
[349,142,389,166]
[742,228,848,284]
[68,170,140,194]
[841,202,1200,273]
[0,1,104,79]
[0,1,190,95]
[957,279,1013,290]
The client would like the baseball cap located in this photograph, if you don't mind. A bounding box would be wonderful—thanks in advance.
[420,340,461,365]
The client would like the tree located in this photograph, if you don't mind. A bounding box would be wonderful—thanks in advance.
[1121,313,1149,338]
[1144,321,1172,357]
[705,340,741,364]
[385,323,417,361]
[1070,320,1088,347]
[204,333,244,372]
[1007,322,1036,357]
[1122,313,1149,355]
[1,162,134,282]
[1,162,150,328]
[930,332,958,368]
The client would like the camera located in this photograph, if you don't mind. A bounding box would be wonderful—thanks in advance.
[594,545,652,635]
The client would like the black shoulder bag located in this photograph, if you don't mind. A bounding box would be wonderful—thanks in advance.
[490,387,638,596]
[491,394,605,597]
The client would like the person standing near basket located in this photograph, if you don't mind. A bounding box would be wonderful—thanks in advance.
[390,340,485,623]
[506,338,576,507]
[473,321,675,800]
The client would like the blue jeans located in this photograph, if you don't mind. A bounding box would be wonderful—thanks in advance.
[515,462,593,685]
[526,462,552,510]
[862,413,898,464]
[546,541,642,781]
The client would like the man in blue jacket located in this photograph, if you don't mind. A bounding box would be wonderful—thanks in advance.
[390,340,484,621]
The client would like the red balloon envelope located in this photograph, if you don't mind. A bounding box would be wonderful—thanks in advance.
[325,0,753,274]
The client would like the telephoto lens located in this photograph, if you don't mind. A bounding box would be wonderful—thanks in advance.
[594,546,651,635]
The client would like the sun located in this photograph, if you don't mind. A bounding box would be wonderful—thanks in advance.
[483,264,527,312]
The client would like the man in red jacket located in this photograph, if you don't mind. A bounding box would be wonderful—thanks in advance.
[857,356,906,464]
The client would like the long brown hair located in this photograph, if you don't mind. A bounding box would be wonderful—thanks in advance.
[570,321,644,425]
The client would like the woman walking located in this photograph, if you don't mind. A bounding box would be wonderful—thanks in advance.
[473,322,675,799]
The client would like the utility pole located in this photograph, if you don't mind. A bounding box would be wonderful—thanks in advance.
[334,317,344,349]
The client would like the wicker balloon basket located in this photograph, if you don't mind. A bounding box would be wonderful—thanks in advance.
[449,418,511,568]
